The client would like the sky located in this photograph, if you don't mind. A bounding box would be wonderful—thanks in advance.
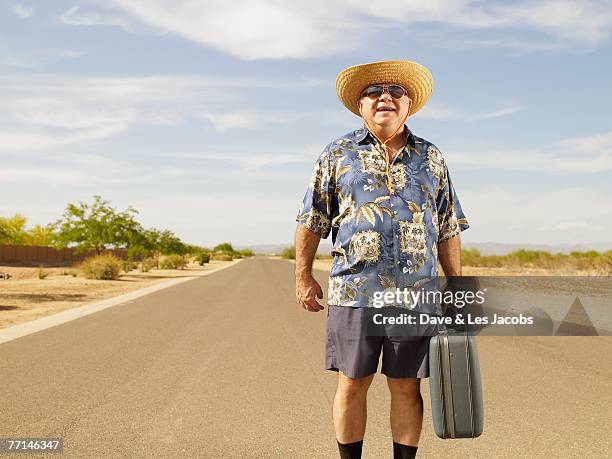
[1,0,611,248]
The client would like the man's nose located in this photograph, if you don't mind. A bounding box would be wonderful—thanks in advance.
[378,90,393,101]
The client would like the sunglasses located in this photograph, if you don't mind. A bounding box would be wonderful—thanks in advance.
[360,84,407,100]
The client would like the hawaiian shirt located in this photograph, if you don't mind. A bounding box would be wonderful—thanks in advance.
[296,125,469,309]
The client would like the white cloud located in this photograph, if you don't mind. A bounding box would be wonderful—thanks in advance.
[196,109,301,131]
[459,186,609,244]
[0,48,83,69]
[352,0,612,45]
[154,147,318,170]
[466,105,523,122]
[557,131,612,153]
[59,5,134,32]
[11,4,33,19]
[99,0,612,59]
[105,0,354,60]
[131,193,301,245]
[0,73,323,151]
[552,221,604,231]
[490,1,612,44]
[0,125,128,151]
[447,131,612,173]
[0,153,181,186]
[418,103,522,122]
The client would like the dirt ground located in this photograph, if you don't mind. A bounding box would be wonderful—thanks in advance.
[0,260,236,329]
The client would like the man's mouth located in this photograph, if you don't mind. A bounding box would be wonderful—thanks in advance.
[376,106,395,112]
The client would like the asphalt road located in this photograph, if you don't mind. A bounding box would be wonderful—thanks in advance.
[1,257,610,458]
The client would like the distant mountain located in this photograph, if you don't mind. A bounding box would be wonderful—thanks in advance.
[238,242,612,256]
[235,242,332,255]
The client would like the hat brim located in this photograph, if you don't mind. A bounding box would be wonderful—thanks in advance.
[336,60,433,117]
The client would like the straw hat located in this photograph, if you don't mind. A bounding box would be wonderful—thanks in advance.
[336,60,433,117]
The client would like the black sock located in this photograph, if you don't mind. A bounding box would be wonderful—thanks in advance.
[393,441,418,459]
[337,440,363,459]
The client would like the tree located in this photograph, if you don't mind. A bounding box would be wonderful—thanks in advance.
[130,228,188,259]
[53,195,141,254]
[0,214,28,244]
[157,229,188,255]
[214,242,234,253]
[25,224,57,246]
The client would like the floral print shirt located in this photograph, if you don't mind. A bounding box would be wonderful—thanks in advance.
[296,125,469,308]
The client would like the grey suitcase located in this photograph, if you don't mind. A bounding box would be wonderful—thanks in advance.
[429,329,484,439]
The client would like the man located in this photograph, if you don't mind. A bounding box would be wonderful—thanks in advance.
[294,60,469,459]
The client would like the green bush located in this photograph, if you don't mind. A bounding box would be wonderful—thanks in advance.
[212,254,233,261]
[240,248,255,257]
[79,254,122,280]
[458,248,611,273]
[214,242,234,253]
[160,254,188,269]
[38,265,48,280]
[123,260,138,273]
[140,258,157,272]
[461,248,481,266]
[196,252,210,265]
[280,246,295,260]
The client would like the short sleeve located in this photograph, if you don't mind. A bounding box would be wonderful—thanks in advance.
[295,148,338,239]
[436,163,469,243]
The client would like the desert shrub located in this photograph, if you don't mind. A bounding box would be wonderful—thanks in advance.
[212,254,233,261]
[461,248,481,266]
[280,246,295,260]
[196,252,210,265]
[160,254,188,269]
[140,258,157,272]
[511,250,553,266]
[240,248,255,257]
[593,251,612,274]
[458,248,611,273]
[38,265,48,280]
[123,260,138,273]
[79,254,122,280]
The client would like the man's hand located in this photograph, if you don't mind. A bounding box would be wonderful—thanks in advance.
[296,273,324,312]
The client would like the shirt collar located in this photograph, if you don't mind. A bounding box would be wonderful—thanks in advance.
[355,124,414,147]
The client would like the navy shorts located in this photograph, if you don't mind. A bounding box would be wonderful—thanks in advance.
[325,305,431,379]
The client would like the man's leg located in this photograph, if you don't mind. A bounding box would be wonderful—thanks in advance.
[386,377,423,446]
[333,371,375,444]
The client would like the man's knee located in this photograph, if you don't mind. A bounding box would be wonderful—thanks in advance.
[386,377,422,400]
[337,372,374,398]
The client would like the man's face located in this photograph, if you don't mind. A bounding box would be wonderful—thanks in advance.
[358,84,411,129]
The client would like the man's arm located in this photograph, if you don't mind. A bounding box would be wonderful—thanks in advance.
[438,234,462,276]
[294,224,324,312]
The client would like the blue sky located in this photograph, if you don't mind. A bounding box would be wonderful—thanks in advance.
[1,0,611,247]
